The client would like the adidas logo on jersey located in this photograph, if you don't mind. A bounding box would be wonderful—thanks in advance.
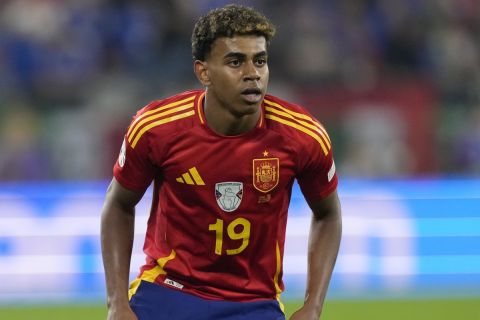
[176,167,205,185]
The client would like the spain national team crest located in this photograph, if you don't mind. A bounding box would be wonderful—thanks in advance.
[253,158,279,193]
[215,182,243,212]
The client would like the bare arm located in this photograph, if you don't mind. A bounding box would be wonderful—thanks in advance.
[290,189,342,320]
[101,178,146,320]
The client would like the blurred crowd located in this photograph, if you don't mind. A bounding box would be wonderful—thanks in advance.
[1,0,479,181]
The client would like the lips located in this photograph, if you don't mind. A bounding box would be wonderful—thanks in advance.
[241,88,263,103]
[241,88,262,95]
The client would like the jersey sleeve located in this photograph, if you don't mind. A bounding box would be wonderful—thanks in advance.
[296,126,338,203]
[113,118,156,192]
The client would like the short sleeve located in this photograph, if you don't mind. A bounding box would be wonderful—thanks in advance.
[296,129,338,203]
[113,129,156,192]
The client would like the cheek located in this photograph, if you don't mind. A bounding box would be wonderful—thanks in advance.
[262,66,269,79]
[212,70,238,88]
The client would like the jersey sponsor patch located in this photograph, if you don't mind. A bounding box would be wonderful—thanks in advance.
[118,138,126,168]
[164,278,184,289]
[328,161,336,182]
[253,158,279,193]
[215,182,243,212]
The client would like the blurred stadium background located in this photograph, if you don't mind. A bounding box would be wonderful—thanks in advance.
[0,0,479,319]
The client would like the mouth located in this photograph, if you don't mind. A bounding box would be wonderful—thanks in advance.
[240,88,263,104]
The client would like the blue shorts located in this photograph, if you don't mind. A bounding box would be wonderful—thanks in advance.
[130,280,285,320]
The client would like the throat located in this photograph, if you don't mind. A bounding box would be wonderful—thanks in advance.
[203,95,261,136]
[206,110,259,136]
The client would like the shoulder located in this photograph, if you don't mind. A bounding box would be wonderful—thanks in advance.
[126,90,204,149]
[134,90,201,120]
[263,94,332,156]
[264,94,309,115]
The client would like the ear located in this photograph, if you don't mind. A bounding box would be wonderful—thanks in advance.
[194,60,211,86]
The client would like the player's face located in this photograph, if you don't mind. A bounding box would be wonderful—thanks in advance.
[200,35,269,116]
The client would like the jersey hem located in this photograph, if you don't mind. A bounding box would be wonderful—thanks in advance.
[153,279,280,303]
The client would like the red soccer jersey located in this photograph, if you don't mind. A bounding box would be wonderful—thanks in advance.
[114,89,338,302]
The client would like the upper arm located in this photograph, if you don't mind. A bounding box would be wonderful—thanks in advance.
[104,177,146,211]
[308,189,341,221]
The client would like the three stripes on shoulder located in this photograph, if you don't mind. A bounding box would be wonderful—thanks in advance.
[124,94,332,156]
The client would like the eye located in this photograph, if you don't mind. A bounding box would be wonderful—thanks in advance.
[228,59,241,67]
[255,57,267,67]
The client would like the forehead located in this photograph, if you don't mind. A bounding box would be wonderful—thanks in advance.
[209,35,267,58]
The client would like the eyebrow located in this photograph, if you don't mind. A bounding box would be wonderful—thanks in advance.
[223,51,268,59]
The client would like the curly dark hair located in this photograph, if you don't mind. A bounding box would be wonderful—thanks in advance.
[191,4,276,61]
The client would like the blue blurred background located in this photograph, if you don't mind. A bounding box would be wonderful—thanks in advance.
[0,0,479,307]
[1,180,479,304]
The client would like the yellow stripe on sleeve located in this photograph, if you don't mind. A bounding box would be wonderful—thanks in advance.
[265,106,331,149]
[130,110,195,148]
[317,125,331,144]
[264,99,320,127]
[127,96,195,137]
[128,103,194,143]
[265,114,329,155]
[264,99,332,144]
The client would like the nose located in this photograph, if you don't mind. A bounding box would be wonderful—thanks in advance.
[243,61,260,81]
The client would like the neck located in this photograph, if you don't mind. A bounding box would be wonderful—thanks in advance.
[203,92,261,136]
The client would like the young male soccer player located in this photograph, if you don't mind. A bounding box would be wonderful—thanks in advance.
[101,4,342,320]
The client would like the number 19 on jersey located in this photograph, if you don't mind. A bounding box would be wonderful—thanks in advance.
[208,217,251,255]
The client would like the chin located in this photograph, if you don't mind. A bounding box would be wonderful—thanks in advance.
[231,103,259,117]
[243,102,261,114]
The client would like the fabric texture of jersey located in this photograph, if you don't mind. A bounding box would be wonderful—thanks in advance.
[113,89,338,302]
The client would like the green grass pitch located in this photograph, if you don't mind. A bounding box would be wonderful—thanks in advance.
[0,298,478,319]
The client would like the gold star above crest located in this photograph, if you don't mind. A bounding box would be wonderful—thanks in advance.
[263,150,269,157]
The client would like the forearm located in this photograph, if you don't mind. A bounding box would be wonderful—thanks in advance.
[303,209,342,316]
[101,199,135,308]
